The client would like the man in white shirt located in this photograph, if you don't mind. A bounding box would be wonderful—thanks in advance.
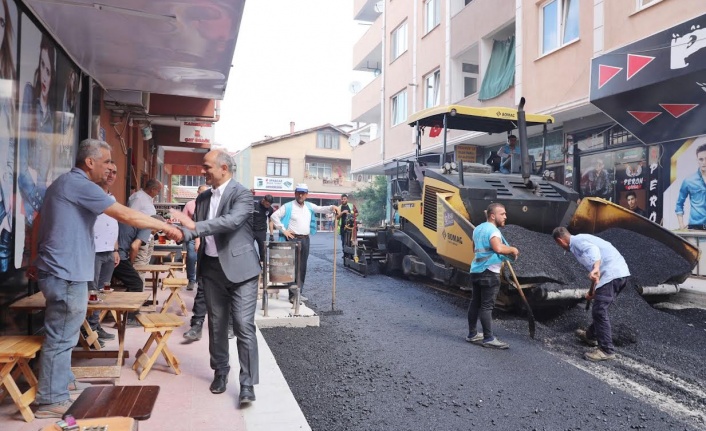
[270,183,339,303]
[88,162,119,343]
[129,179,161,272]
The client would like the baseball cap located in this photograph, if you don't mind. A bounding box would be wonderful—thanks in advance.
[294,183,309,193]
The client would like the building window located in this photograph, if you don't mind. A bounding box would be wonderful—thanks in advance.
[541,0,579,55]
[307,162,332,179]
[425,0,441,34]
[391,21,407,60]
[637,0,658,8]
[266,158,289,176]
[462,63,478,97]
[424,70,441,108]
[317,132,339,150]
[178,175,206,187]
[391,90,408,126]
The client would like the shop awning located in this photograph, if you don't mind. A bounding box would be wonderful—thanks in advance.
[589,13,706,145]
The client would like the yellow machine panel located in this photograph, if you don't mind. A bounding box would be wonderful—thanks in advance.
[436,194,475,269]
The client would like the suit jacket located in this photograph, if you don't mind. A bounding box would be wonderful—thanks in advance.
[182,179,261,284]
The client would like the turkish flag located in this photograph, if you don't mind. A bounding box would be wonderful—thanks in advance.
[429,126,442,138]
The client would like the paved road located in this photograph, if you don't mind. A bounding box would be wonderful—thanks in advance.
[261,233,706,431]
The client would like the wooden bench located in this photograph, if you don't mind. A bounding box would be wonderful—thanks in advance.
[133,313,183,380]
[0,336,43,422]
[161,278,189,315]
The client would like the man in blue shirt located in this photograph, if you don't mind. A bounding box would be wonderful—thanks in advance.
[675,143,706,230]
[496,135,520,174]
[552,227,631,362]
[467,203,519,349]
[32,139,182,418]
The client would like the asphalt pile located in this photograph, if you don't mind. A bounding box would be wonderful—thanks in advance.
[501,225,692,289]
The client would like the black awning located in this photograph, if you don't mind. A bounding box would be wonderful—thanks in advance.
[589,13,706,144]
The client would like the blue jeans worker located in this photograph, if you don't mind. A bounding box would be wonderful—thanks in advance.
[31,139,182,418]
[466,203,518,349]
[186,239,197,289]
[552,226,631,362]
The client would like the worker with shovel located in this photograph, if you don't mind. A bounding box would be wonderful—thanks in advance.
[552,227,631,362]
[467,203,519,349]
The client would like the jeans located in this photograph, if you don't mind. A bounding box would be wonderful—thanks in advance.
[286,235,310,299]
[186,240,197,282]
[112,260,144,292]
[467,270,501,341]
[586,277,628,355]
[87,251,115,329]
[36,271,86,405]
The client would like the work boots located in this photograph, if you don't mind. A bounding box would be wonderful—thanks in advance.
[184,322,203,341]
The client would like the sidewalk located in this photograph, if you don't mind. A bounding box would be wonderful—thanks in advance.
[0,284,315,431]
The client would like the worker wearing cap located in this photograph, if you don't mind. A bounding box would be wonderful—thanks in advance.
[270,183,340,303]
[497,134,520,174]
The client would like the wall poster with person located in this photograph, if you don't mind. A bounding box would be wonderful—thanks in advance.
[614,147,648,217]
[579,152,614,201]
[13,14,80,269]
[661,135,706,231]
[0,0,17,274]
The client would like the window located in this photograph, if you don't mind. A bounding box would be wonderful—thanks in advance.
[266,158,289,176]
[424,70,441,108]
[178,175,206,187]
[307,162,332,179]
[462,63,478,97]
[317,132,339,150]
[637,0,658,8]
[541,0,579,55]
[391,90,407,126]
[391,21,407,60]
[425,0,441,33]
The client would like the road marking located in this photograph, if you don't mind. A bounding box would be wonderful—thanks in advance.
[552,351,706,427]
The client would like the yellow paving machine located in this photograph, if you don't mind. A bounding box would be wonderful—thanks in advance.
[342,99,699,307]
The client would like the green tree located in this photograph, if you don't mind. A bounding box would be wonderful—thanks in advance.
[354,175,388,227]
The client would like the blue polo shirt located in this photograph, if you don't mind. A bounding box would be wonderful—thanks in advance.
[675,169,706,226]
[35,168,116,281]
[569,234,630,289]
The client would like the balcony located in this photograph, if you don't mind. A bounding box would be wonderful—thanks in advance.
[351,75,382,123]
[353,15,382,72]
[351,137,383,173]
[302,176,358,193]
[354,0,382,22]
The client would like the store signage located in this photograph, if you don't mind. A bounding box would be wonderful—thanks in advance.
[454,145,477,163]
[180,121,214,144]
[254,177,294,191]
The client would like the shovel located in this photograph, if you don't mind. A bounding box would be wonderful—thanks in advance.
[585,280,597,311]
[504,261,536,339]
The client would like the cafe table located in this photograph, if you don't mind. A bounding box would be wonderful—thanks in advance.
[133,264,174,307]
[10,291,150,379]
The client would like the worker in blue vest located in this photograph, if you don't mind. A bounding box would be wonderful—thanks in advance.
[466,203,519,349]
[270,183,340,303]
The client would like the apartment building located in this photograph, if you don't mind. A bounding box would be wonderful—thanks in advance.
[351,0,706,228]
[233,124,371,230]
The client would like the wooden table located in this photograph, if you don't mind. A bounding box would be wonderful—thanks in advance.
[64,385,159,420]
[133,264,174,306]
[151,250,174,263]
[10,291,150,379]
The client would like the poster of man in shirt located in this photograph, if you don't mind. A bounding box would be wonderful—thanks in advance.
[663,135,706,231]
[579,153,614,201]
[14,17,79,268]
[0,0,17,273]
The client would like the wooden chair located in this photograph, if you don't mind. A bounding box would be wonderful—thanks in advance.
[161,278,189,315]
[133,313,183,380]
[0,336,43,422]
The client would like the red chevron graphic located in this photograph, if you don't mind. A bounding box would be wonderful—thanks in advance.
[627,54,655,80]
[660,103,698,118]
[628,111,662,125]
[598,65,622,89]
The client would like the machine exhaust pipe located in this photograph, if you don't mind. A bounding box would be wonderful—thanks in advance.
[516,97,533,188]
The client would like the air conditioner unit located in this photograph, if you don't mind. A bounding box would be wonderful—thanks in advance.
[107,90,150,112]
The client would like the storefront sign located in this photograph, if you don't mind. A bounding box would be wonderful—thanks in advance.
[454,145,477,164]
[647,145,661,223]
[180,121,214,144]
[254,176,294,191]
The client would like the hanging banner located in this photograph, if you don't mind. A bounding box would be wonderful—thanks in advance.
[254,176,294,191]
[180,121,214,144]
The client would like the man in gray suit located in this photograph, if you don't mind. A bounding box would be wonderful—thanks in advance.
[171,149,261,405]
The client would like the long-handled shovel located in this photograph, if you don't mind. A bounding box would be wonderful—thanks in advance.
[322,229,343,316]
[585,280,597,311]
[504,261,536,339]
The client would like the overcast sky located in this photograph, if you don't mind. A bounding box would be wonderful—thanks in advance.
[216,0,370,152]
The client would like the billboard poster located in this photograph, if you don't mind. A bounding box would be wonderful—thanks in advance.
[614,147,648,217]
[0,0,17,273]
[254,176,294,191]
[662,135,706,230]
[579,152,614,201]
[14,16,79,268]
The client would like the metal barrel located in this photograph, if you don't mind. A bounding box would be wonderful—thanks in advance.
[268,242,297,284]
